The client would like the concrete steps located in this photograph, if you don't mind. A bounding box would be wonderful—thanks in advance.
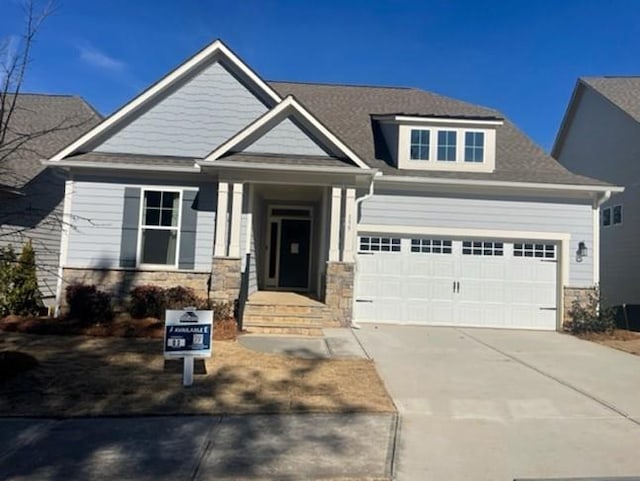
[242,292,340,336]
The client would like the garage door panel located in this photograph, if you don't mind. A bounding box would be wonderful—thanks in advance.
[356,236,558,330]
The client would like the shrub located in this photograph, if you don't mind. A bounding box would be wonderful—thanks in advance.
[0,242,43,317]
[164,286,198,310]
[65,284,113,324]
[0,246,17,318]
[566,287,615,334]
[129,285,166,319]
[212,301,234,323]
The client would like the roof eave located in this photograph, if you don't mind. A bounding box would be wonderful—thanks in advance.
[41,159,201,173]
[377,174,623,195]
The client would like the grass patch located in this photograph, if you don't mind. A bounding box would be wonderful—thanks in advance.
[0,332,395,417]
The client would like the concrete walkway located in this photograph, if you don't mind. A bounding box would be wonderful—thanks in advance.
[0,413,396,481]
[238,328,370,359]
[355,325,640,481]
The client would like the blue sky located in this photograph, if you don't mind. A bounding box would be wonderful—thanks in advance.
[2,0,639,151]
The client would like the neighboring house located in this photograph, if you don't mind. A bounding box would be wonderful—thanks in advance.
[0,94,101,305]
[553,77,640,310]
[44,40,619,330]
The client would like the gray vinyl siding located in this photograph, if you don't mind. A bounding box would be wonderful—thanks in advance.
[600,186,640,305]
[0,169,66,303]
[0,201,63,302]
[360,191,594,287]
[243,117,329,156]
[557,87,640,185]
[556,86,640,305]
[66,179,216,271]
[94,61,268,157]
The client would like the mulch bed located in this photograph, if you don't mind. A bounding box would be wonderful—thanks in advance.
[0,313,237,340]
[578,329,640,356]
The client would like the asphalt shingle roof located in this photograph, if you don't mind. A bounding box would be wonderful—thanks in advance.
[268,81,608,186]
[581,76,640,123]
[0,93,101,189]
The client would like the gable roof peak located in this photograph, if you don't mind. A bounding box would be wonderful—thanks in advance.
[49,38,281,161]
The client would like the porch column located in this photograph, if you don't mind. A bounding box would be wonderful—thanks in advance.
[228,183,244,257]
[329,187,342,261]
[214,181,229,256]
[342,188,356,262]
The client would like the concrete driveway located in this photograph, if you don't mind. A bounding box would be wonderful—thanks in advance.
[354,325,640,481]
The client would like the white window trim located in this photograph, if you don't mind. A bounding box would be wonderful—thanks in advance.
[399,124,496,172]
[137,188,183,269]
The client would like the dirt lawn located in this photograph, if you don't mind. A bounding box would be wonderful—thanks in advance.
[0,332,395,417]
[579,329,640,356]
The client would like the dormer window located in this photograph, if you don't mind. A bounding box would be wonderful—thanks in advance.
[375,115,502,173]
[410,129,430,160]
[437,131,457,161]
[464,132,484,162]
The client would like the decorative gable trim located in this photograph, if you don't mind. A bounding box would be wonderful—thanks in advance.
[50,39,282,161]
[204,96,370,169]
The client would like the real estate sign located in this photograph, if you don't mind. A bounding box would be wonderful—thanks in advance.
[164,309,213,358]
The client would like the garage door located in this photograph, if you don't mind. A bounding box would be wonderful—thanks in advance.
[355,236,558,330]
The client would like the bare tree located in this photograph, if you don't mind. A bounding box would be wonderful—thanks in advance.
[0,0,100,299]
[0,0,58,170]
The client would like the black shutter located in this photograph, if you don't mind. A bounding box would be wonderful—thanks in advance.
[179,189,198,269]
[119,187,141,268]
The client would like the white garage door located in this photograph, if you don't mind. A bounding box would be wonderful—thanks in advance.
[355,236,558,330]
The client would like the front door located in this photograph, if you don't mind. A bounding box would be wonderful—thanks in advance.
[278,219,311,289]
[265,207,313,291]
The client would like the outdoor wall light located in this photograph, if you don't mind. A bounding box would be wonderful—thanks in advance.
[576,241,588,263]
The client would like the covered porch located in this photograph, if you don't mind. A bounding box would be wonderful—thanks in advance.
[203,161,374,325]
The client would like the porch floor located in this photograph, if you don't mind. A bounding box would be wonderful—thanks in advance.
[248,291,325,307]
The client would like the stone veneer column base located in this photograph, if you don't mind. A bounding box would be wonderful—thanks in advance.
[563,286,597,326]
[209,257,242,302]
[61,267,211,305]
[324,261,355,327]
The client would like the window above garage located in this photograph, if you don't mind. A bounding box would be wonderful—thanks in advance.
[374,115,503,173]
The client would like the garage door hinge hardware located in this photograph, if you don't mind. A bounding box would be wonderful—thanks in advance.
[355,299,373,303]
[539,307,557,311]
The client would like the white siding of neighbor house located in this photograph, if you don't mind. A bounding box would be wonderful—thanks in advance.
[242,117,329,157]
[94,61,269,157]
[556,85,640,305]
[359,191,595,287]
[66,179,216,271]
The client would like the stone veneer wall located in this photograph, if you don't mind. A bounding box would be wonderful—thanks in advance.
[209,257,242,302]
[61,267,210,305]
[563,286,597,326]
[324,261,355,326]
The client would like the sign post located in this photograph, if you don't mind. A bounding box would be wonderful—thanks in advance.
[164,307,213,387]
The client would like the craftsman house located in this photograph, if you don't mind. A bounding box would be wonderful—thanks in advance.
[45,40,618,330]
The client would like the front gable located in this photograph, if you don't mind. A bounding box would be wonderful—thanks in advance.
[241,115,329,157]
[94,60,271,157]
[50,40,282,161]
[205,96,370,168]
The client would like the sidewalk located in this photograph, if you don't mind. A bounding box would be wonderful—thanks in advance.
[0,329,396,480]
[0,413,396,480]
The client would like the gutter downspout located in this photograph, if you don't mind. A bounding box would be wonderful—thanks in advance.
[351,172,381,329]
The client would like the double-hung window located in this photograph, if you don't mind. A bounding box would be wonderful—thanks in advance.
[140,190,181,266]
[464,132,484,162]
[437,131,457,161]
[410,129,430,160]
